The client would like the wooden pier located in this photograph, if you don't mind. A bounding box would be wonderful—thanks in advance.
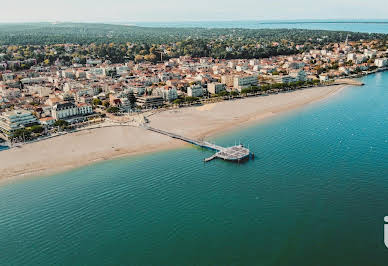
[144,126,253,162]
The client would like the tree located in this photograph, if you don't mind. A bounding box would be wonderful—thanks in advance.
[54,120,69,128]
[107,107,119,113]
[92,98,102,106]
[134,55,144,62]
[217,91,229,97]
[29,125,44,134]
[11,128,32,142]
[102,101,110,108]
[173,99,183,105]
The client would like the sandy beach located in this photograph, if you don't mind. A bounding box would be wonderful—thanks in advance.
[0,85,346,182]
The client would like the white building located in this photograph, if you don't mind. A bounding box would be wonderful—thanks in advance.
[347,53,357,62]
[52,102,93,120]
[375,58,388,67]
[364,49,377,58]
[289,70,307,82]
[207,83,226,94]
[0,110,38,135]
[233,75,258,91]
[319,74,330,82]
[86,59,102,65]
[272,75,296,84]
[161,88,178,102]
[187,85,204,97]
[116,66,129,75]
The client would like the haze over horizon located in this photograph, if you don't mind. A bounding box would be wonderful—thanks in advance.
[1,0,388,23]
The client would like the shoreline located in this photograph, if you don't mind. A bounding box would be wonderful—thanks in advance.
[0,84,348,184]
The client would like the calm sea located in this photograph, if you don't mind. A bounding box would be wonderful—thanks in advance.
[134,20,388,34]
[0,72,388,265]
[0,145,8,151]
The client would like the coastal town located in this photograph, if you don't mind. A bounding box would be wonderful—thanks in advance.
[0,38,387,146]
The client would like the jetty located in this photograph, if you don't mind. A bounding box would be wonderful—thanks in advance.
[144,126,253,162]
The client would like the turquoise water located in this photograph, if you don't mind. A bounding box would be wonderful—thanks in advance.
[134,20,388,34]
[0,146,8,151]
[1,72,388,265]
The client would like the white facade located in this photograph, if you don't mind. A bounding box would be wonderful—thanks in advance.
[347,53,357,62]
[233,75,258,91]
[52,102,93,120]
[0,110,38,134]
[162,88,178,102]
[187,85,204,97]
[289,70,307,82]
[207,83,226,94]
[272,75,296,84]
[375,58,388,67]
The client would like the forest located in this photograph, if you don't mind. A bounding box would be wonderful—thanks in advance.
[0,23,387,65]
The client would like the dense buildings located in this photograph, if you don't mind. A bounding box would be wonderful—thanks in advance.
[0,37,387,142]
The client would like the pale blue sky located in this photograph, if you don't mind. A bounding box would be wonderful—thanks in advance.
[1,0,387,22]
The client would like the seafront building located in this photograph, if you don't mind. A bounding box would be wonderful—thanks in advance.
[0,109,38,135]
[207,83,226,94]
[375,58,388,67]
[136,96,164,109]
[187,85,204,97]
[52,102,93,121]
[233,75,258,92]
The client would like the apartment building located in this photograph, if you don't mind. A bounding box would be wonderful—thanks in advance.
[207,83,226,94]
[187,85,204,97]
[0,110,38,135]
[233,75,258,92]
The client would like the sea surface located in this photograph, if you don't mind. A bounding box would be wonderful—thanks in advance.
[133,20,388,34]
[0,145,8,151]
[0,72,388,265]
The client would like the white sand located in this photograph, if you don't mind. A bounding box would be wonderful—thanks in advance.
[0,85,346,182]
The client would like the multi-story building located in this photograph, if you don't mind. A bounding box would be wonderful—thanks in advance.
[52,102,93,120]
[233,75,258,91]
[207,83,226,94]
[347,53,357,62]
[136,96,164,109]
[187,85,204,97]
[160,88,178,102]
[0,110,38,136]
[52,102,78,120]
[77,103,93,116]
[289,70,307,82]
[375,58,388,67]
[272,75,296,84]
[221,75,235,87]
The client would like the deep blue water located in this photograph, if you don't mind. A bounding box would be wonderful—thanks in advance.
[0,72,388,265]
[133,20,388,34]
[0,145,8,151]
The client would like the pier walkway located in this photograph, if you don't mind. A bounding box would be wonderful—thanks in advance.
[144,126,252,162]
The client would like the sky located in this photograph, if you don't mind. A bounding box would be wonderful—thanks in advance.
[1,0,388,23]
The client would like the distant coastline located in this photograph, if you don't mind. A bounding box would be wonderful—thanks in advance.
[131,20,388,33]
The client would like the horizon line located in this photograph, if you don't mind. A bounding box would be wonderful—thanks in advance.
[1,19,388,24]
